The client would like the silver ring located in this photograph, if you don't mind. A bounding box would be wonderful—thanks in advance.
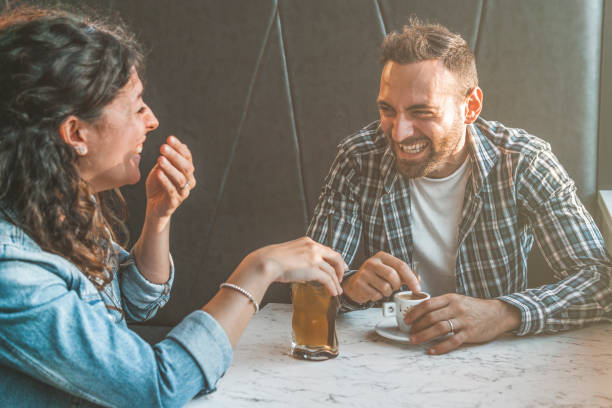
[181,180,190,190]
[447,319,455,334]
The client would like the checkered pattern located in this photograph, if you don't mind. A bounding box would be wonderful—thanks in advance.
[307,117,612,335]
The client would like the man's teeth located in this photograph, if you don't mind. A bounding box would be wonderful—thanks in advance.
[399,142,428,153]
[136,145,142,154]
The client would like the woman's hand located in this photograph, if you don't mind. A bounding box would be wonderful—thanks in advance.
[145,135,196,220]
[238,237,347,296]
[135,135,194,284]
[205,237,347,346]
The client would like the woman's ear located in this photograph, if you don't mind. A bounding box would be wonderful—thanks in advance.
[59,115,88,156]
[464,87,483,124]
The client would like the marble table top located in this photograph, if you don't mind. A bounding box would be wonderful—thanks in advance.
[187,303,612,407]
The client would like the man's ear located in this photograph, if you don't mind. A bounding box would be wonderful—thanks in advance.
[464,86,483,124]
[59,115,88,156]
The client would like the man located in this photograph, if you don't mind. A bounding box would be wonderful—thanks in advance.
[307,19,612,355]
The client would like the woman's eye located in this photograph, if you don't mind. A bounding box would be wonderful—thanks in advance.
[137,106,146,114]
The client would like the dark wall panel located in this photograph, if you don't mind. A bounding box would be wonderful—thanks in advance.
[194,19,307,309]
[379,0,483,50]
[112,0,278,322]
[477,0,602,209]
[598,0,612,190]
[279,0,385,213]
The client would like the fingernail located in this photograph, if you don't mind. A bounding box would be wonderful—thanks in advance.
[429,348,436,355]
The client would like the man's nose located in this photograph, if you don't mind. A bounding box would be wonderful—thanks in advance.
[392,114,414,143]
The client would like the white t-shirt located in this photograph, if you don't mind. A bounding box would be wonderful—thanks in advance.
[408,158,471,296]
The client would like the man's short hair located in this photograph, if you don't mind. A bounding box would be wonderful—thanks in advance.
[381,17,478,96]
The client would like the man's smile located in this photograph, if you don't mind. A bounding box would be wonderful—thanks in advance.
[398,140,429,154]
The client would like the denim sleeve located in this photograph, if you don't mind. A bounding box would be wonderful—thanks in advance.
[0,245,232,408]
[115,243,175,322]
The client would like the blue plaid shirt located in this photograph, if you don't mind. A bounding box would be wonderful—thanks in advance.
[307,117,612,336]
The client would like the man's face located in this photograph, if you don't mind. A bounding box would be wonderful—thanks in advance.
[377,60,469,179]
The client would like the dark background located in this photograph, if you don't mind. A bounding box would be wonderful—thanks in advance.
[3,0,611,330]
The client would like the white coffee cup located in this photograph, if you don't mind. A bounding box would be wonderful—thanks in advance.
[382,291,430,332]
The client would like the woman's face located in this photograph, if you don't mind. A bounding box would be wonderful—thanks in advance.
[77,70,159,192]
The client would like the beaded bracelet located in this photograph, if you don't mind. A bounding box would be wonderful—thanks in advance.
[219,283,259,313]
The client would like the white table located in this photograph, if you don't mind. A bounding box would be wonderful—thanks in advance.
[188,303,612,407]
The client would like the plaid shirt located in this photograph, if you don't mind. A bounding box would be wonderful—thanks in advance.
[307,117,612,336]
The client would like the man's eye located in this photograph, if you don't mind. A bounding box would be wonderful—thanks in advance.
[379,106,394,115]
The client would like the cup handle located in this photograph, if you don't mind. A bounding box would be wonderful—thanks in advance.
[382,302,396,317]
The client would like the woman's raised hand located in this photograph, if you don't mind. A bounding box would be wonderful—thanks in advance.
[145,135,196,219]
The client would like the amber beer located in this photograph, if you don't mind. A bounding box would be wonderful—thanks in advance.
[291,282,339,360]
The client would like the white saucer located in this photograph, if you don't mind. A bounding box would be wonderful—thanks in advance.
[375,318,412,343]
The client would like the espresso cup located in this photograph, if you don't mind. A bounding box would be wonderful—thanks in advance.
[290,282,339,360]
[382,291,430,332]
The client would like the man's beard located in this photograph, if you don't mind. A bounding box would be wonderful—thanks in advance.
[395,144,437,178]
[385,125,464,179]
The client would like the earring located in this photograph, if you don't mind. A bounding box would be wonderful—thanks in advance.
[74,145,87,156]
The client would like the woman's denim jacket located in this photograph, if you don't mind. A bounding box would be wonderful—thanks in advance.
[0,213,232,407]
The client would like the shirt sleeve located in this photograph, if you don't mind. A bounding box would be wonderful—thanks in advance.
[498,148,612,335]
[0,245,232,408]
[306,144,370,312]
[115,243,174,322]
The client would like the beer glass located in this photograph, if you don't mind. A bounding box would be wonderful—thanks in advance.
[290,282,339,360]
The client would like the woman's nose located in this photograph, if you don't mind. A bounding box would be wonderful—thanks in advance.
[146,109,159,132]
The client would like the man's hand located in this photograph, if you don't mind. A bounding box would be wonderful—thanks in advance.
[405,294,521,354]
[342,251,420,304]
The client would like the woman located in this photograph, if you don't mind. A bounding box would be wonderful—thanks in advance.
[0,6,345,407]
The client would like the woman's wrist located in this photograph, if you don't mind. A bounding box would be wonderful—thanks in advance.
[132,210,172,285]
[242,251,279,283]
[143,208,171,235]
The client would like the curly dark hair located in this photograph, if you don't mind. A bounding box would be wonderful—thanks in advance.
[381,16,478,97]
[0,6,143,289]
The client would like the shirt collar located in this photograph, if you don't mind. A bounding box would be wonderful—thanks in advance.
[467,116,501,195]
[381,143,398,193]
